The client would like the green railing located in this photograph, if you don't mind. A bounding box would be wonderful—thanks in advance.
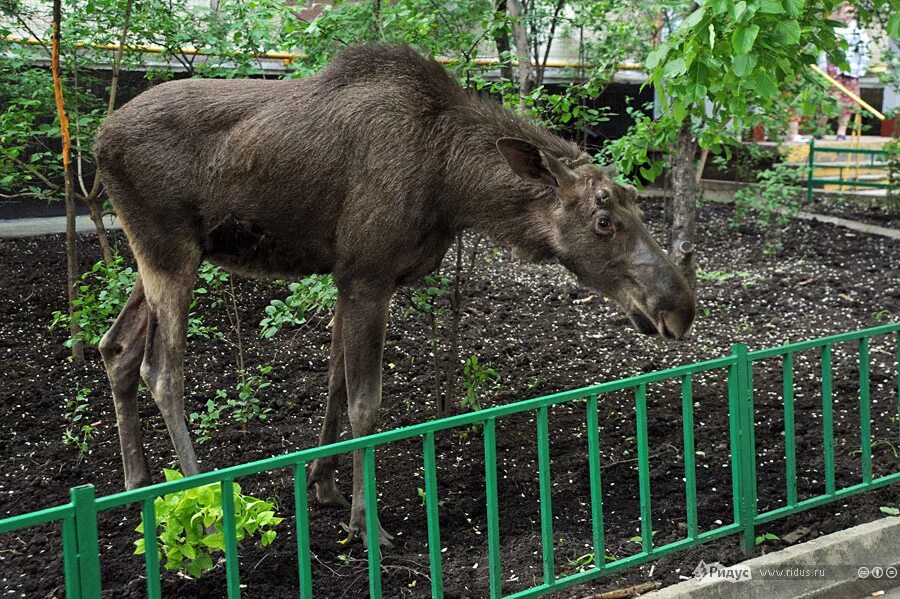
[2,322,899,598]
[806,139,891,202]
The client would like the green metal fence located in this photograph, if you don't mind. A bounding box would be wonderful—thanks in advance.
[806,139,892,202]
[1,322,899,598]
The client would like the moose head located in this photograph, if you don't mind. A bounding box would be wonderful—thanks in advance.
[497,137,696,340]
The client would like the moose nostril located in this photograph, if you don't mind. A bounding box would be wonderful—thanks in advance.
[660,308,693,340]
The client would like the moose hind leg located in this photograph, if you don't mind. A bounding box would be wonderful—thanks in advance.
[99,277,152,490]
[310,296,350,507]
[140,264,202,478]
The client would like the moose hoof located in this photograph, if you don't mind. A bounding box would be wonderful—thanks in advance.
[346,518,395,548]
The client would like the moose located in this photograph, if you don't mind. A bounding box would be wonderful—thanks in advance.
[94,44,695,545]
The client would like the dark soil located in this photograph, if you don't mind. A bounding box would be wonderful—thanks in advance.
[1,199,899,599]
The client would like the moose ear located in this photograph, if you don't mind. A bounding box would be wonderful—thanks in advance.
[496,138,576,188]
[600,163,617,179]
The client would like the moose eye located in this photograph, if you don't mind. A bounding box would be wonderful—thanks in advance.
[595,216,614,236]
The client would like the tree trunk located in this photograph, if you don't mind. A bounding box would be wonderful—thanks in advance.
[669,120,697,290]
[492,0,514,81]
[52,0,83,361]
[506,0,535,107]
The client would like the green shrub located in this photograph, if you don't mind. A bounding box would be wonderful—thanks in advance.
[51,256,222,348]
[134,469,284,579]
[732,160,802,253]
[259,275,337,338]
[461,354,499,416]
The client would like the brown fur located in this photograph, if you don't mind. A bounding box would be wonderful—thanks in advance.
[95,44,694,544]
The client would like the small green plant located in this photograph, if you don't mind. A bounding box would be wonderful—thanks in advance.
[851,439,900,458]
[461,354,499,416]
[873,310,893,322]
[228,366,273,428]
[62,386,97,463]
[566,551,617,574]
[733,160,802,254]
[134,469,284,579]
[880,506,900,516]
[407,274,451,320]
[755,532,780,546]
[416,487,447,507]
[189,393,226,445]
[628,530,658,545]
[259,275,338,338]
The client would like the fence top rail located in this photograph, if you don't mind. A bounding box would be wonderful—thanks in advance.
[1,322,897,526]
[748,322,899,360]
[0,502,74,534]
[811,146,889,155]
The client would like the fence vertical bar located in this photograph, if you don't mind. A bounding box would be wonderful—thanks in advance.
[142,498,161,599]
[585,394,605,569]
[423,431,444,599]
[822,345,836,495]
[363,446,383,598]
[61,515,81,599]
[730,344,756,554]
[859,337,872,484]
[294,462,313,599]
[536,405,555,584]
[681,375,698,540]
[635,384,653,554]
[897,331,900,446]
[221,479,241,599]
[71,485,101,599]
[807,139,816,203]
[783,353,798,507]
[484,417,502,599]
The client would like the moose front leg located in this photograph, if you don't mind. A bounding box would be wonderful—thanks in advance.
[341,284,395,546]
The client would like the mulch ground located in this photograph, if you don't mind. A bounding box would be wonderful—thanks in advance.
[0,198,898,599]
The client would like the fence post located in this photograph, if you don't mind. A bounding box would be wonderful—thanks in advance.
[70,485,102,599]
[730,344,757,554]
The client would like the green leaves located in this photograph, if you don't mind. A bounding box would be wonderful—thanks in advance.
[664,57,688,78]
[732,53,757,77]
[752,71,778,97]
[758,0,785,14]
[784,0,805,18]
[772,20,801,46]
[729,1,748,21]
[259,274,338,339]
[645,45,669,70]
[682,7,706,30]
[732,24,760,54]
[134,472,284,579]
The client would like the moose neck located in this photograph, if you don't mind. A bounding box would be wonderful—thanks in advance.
[440,101,581,261]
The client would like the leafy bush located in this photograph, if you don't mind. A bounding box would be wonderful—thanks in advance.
[134,470,284,579]
[51,254,136,347]
[259,275,337,338]
[732,160,802,253]
[51,256,222,348]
